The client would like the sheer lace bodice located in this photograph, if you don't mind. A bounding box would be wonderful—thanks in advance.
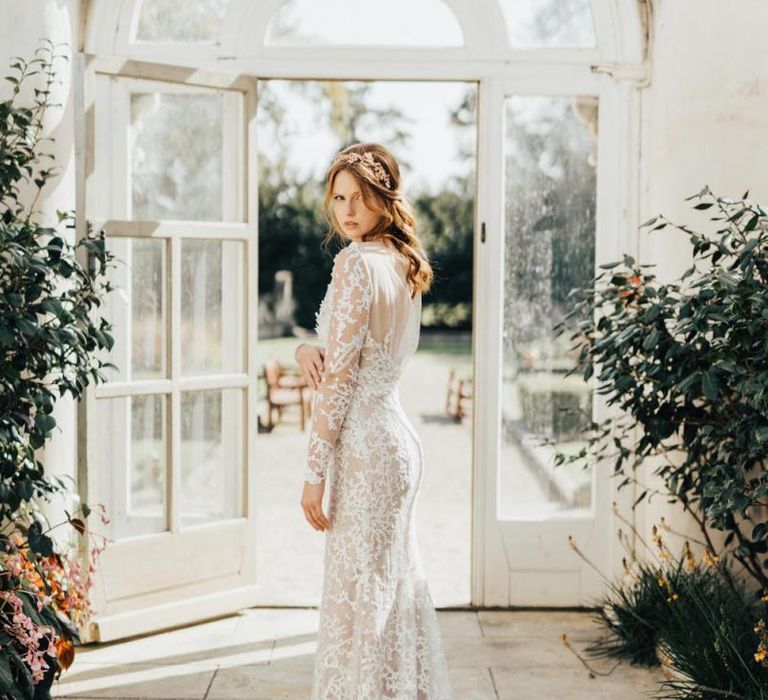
[304,239,452,699]
[304,240,422,485]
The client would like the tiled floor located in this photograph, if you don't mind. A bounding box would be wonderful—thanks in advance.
[52,608,662,699]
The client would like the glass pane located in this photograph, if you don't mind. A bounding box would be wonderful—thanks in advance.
[130,92,224,221]
[181,239,244,376]
[497,0,596,48]
[266,0,463,47]
[102,237,167,382]
[181,389,244,526]
[136,0,228,42]
[499,94,598,519]
[95,394,168,539]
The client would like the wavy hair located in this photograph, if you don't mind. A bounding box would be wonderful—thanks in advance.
[322,142,433,297]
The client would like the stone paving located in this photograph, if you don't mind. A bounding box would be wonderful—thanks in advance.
[52,608,662,699]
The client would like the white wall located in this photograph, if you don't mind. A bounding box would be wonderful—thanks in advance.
[638,0,768,567]
[0,0,83,538]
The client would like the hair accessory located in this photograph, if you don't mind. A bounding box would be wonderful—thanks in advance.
[336,151,392,189]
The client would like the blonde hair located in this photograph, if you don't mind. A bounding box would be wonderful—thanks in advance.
[322,142,433,297]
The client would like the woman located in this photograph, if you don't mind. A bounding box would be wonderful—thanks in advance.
[295,143,453,698]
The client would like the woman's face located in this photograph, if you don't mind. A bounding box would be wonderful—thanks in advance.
[331,169,382,242]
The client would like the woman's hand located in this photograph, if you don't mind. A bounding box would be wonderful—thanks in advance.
[301,480,329,531]
[295,343,325,390]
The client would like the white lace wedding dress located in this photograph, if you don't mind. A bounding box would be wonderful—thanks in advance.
[304,239,453,699]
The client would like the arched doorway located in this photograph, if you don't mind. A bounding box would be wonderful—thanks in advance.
[77,0,648,640]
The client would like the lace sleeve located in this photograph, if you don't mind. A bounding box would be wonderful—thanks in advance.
[304,246,372,484]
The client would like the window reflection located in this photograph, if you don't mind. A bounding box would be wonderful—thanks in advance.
[266,0,463,47]
[130,92,224,221]
[497,0,596,48]
[499,94,598,519]
[102,237,167,382]
[180,389,244,526]
[95,394,168,539]
[180,239,244,376]
[136,0,228,42]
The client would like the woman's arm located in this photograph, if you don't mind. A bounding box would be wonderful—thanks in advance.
[303,246,372,484]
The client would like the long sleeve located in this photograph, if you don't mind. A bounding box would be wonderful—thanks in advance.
[304,246,373,484]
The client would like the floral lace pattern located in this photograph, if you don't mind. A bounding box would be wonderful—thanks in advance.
[305,242,452,698]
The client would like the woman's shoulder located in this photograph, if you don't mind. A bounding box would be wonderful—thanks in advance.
[332,242,366,269]
[330,243,373,289]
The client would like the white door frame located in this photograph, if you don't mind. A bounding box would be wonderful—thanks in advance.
[74,53,260,641]
[75,50,648,627]
[473,68,645,606]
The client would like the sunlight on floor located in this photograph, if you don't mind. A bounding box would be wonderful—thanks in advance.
[52,609,662,699]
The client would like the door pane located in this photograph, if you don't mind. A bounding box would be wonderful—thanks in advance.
[95,394,169,539]
[180,389,244,526]
[499,94,598,519]
[497,0,596,48]
[180,239,244,376]
[130,92,224,221]
[103,237,167,382]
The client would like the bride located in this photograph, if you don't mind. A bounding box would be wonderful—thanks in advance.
[295,142,453,698]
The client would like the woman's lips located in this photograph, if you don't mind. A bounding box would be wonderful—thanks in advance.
[344,222,358,228]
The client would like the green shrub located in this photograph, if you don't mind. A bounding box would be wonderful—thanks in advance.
[554,187,768,591]
[0,39,114,697]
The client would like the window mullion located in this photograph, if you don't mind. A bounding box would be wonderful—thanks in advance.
[169,235,181,533]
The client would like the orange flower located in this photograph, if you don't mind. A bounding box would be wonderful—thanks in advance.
[55,633,75,670]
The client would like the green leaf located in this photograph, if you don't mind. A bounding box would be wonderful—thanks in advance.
[744,213,760,231]
[701,371,719,401]
[34,413,56,433]
[642,329,660,350]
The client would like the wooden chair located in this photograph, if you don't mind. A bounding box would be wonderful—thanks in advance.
[262,359,311,431]
[446,367,473,422]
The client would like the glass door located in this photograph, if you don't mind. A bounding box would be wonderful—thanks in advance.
[76,55,259,641]
[474,71,630,606]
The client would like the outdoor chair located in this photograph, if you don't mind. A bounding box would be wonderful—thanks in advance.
[262,359,311,431]
[446,367,473,422]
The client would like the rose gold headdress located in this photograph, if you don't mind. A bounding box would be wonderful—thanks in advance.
[335,151,393,189]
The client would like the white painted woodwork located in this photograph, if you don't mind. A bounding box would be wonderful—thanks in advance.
[75,53,260,641]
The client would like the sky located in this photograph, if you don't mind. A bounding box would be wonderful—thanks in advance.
[259,80,476,195]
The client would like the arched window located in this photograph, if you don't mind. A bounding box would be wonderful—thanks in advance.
[89,0,644,65]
